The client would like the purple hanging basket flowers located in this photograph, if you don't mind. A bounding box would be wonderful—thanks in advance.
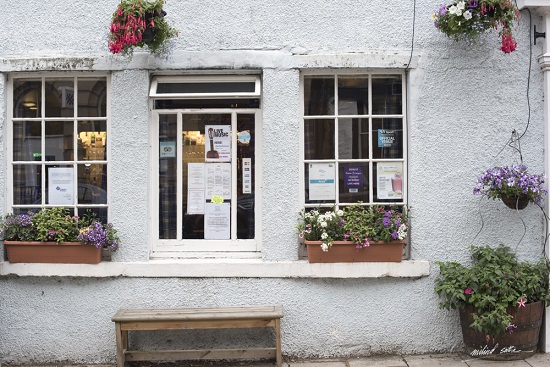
[78,220,120,251]
[473,164,547,208]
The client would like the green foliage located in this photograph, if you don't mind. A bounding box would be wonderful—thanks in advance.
[435,244,550,336]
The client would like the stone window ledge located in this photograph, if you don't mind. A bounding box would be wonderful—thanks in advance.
[0,259,429,278]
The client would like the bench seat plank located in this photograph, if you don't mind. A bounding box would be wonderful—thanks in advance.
[112,306,283,322]
[126,348,276,361]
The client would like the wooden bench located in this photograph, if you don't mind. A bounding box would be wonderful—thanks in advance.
[112,305,284,367]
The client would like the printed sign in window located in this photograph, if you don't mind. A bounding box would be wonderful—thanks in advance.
[48,167,74,205]
[309,163,336,201]
[344,166,363,193]
[377,162,403,199]
[378,129,396,148]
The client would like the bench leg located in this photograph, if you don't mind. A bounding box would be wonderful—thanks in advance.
[115,322,127,367]
[275,319,282,367]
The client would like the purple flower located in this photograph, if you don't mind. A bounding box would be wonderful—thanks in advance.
[391,231,399,240]
[383,218,391,227]
[439,4,447,16]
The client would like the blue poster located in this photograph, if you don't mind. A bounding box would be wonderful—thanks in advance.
[344,167,363,190]
[378,129,396,148]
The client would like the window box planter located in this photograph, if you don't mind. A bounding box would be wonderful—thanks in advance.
[304,240,404,263]
[4,241,102,264]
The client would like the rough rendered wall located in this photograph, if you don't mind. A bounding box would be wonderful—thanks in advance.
[0,0,547,363]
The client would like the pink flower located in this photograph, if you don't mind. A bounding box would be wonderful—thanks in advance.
[517,298,526,308]
[464,288,472,295]
[501,33,517,54]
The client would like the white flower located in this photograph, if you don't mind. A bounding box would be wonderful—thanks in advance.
[320,221,328,228]
[321,243,329,252]
[456,9,463,16]
[448,5,457,14]
[397,224,407,240]
[457,1,465,10]
[321,232,328,240]
[463,10,472,20]
[337,210,344,216]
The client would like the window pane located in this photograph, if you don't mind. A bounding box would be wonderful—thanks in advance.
[304,119,335,160]
[46,121,73,161]
[77,207,107,224]
[304,76,334,116]
[372,76,402,115]
[372,118,403,159]
[339,162,369,203]
[373,162,404,202]
[159,114,178,239]
[78,78,107,117]
[45,78,74,117]
[338,76,368,115]
[13,79,41,118]
[77,164,107,204]
[78,121,107,161]
[13,121,41,161]
[157,82,256,94]
[338,118,369,159]
[155,98,260,109]
[13,165,42,205]
[44,164,73,205]
[304,163,336,205]
[237,114,255,239]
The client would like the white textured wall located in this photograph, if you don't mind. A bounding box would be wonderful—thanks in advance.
[0,0,548,363]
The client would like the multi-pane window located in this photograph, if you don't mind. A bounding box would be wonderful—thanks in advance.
[150,76,261,255]
[302,72,406,209]
[8,75,109,222]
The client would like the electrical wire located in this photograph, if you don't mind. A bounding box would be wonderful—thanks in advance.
[406,0,416,70]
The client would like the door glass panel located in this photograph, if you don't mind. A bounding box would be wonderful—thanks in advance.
[159,114,178,239]
[237,114,255,239]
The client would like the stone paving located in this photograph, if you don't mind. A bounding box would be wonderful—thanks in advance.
[2,353,550,367]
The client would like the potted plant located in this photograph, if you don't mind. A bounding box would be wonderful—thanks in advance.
[473,164,547,209]
[1,208,120,264]
[432,0,520,53]
[435,244,550,360]
[297,204,409,263]
[108,0,179,57]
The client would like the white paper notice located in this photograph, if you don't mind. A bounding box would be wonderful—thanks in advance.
[377,162,403,200]
[206,163,231,199]
[188,163,206,189]
[187,189,205,214]
[242,158,252,194]
[308,163,336,201]
[204,203,230,239]
[48,167,74,205]
[205,125,231,162]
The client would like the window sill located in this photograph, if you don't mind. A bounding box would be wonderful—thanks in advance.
[0,259,429,278]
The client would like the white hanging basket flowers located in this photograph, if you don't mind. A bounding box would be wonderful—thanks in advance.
[432,0,519,53]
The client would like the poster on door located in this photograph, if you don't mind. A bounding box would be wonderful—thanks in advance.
[377,162,403,200]
[205,125,231,162]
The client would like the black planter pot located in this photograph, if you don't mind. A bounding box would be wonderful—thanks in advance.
[501,195,530,210]
[142,9,166,42]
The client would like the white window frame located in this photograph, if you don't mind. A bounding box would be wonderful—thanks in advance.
[6,73,111,215]
[150,75,263,259]
[299,70,408,209]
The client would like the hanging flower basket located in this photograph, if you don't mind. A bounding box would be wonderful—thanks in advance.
[500,195,530,210]
[108,0,178,58]
[432,0,520,53]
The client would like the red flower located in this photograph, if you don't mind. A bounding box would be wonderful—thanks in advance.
[501,33,517,54]
[464,288,472,295]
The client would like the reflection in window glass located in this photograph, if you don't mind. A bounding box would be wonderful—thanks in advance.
[13,165,42,205]
[13,121,41,161]
[338,118,369,159]
[45,79,74,118]
[78,79,107,117]
[338,77,369,115]
[13,79,41,118]
[304,119,335,160]
[77,164,107,204]
[46,121,74,161]
[304,76,334,116]
[159,114,177,239]
[372,76,402,115]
